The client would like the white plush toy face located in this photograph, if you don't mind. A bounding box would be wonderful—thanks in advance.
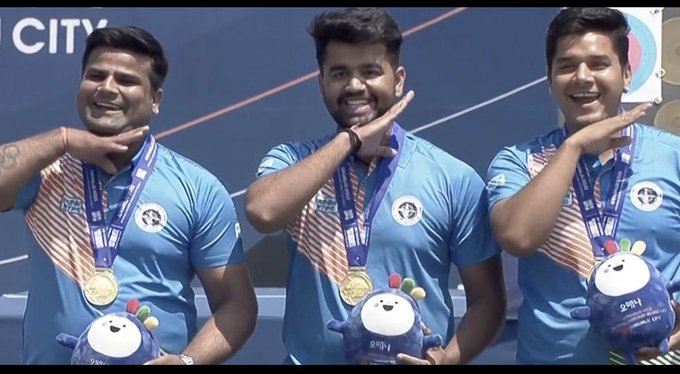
[86,315,143,358]
[360,293,416,337]
[594,253,650,297]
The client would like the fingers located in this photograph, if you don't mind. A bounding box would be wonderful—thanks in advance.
[383,90,414,121]
[608,103,652,132]
[377,146,397,158]
[396,353,430,365]
[608,136,632,150]
[96,157,118,175]
[105,143,129,153]
[635,347,659,361]
[112,126,150,145]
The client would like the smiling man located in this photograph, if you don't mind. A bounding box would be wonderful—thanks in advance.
[0,25,257,365]
[485,7,680,364]
[245,7,506,365]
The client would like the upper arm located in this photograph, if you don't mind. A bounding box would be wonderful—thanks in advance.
[254,142,307,179]
[449,167,500,267]
[190,179,244,268]
[196,264,256,313]
[458,255,505,304]
[485,148,530,229]
[485,147,530,213]
[1,174,40,212]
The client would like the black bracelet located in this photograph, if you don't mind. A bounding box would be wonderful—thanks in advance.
[341,128,362,154]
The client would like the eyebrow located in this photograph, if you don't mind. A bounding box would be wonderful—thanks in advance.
[85,67,142,81]
[327,62,384,72]
[554,54,611,64]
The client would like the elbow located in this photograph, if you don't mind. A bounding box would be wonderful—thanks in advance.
[244,198,281,234]
[495,229,544,258]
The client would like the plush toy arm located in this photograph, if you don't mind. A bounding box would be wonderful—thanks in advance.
[658,338,670,355]
[667,279,680,294]
[570,306,592,320]
[622,351,638,365]
[423,333,443,349]
[56,333,78,350]
[326,319,345,333]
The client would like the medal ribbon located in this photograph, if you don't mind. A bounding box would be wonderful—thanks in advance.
[560,126,635,258]
[333,123,405,268]
[83,135,158,269]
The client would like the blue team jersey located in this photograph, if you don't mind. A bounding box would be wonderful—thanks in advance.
[13,135,244,364]
[256,128,500,364]
[486,124,680,364]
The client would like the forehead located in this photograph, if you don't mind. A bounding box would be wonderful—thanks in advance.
[554,31,618,59]
[84,46,153,75]
[323,41,391,69]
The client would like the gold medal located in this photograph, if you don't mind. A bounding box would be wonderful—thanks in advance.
[83,269,119,307]
[340,269,373,306]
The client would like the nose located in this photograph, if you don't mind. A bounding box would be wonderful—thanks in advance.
[574,63,594,83]
[97,76,117,94]
[345,77,366,93]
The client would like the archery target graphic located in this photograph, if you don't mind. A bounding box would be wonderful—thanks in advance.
[614,8,664,103]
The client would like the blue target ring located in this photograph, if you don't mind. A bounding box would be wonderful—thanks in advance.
[624,12,657,94]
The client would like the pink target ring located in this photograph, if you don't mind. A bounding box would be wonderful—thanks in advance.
[628,32,641,76]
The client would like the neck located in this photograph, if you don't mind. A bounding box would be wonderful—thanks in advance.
[564,121,585,137]
[108,139,144,173]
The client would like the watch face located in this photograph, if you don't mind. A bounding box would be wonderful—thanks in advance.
[180,354,194,365]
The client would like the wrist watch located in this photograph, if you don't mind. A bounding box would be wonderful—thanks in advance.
[179,353,195,365]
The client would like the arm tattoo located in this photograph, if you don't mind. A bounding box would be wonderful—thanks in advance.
[0,145,20,171]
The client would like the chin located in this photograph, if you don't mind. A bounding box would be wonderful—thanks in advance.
[344,115,377,128]
[85,124,124,136]
[567,109,606,128]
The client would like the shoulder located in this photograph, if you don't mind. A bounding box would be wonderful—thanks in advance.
[489,128,562,164]
[273,134,335,156]
[155,144,225,190]
[635,123,680,154]
[404,134,480,183]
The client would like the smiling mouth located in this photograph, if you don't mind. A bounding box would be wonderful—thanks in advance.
[569,93,600,105]
[613,264,624,271]
[382,305,394,311]
[109,326,121,333]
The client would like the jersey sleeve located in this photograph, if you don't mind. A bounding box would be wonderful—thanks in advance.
[485,146,530,212]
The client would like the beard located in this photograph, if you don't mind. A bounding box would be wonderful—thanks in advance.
[328,95,397,129]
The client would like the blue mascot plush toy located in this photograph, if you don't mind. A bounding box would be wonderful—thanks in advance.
[57,299,161,365]
[570,244,680,365]
[327,273,443,365]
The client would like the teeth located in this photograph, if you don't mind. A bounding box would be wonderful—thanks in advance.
[95,102,120,110]
[346,100,368,105]
[571,93,599,98]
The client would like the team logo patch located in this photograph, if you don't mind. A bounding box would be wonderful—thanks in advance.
[314,193,338,214]
[391,196,423,226]
[134,203,168,233]
[60,195,83,215]
[630,181,663,212]
[486,174,506,191]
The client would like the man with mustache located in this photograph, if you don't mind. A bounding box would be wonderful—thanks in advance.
[0,25,257,365]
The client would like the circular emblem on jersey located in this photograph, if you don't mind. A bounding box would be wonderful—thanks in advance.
[630,181,663,212]
[391,196,423,226]
[135,203,168,233]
